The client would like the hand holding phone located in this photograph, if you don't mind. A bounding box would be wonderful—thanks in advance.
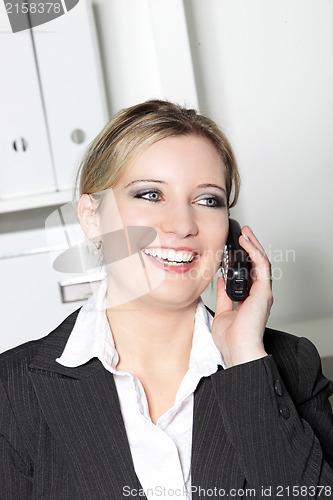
[214,222,272,367]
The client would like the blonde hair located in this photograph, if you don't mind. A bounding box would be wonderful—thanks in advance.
[75,100,240,208]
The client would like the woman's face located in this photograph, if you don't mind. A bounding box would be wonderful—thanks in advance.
[98,134,229,309]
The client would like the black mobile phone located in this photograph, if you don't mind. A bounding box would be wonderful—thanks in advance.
[221,218,250,301]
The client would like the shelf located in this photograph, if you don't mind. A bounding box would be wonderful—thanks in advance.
[0,190,73,214]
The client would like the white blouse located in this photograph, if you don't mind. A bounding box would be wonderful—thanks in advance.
[57,279,225,500]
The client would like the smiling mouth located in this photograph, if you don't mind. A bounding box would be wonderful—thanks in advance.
[143,248,198,266]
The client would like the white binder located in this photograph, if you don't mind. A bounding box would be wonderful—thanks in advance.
[30,0,108,192]
[0,4,56,200]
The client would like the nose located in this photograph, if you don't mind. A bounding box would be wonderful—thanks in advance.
[159,203,198,238]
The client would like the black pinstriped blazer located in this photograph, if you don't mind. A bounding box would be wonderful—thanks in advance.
[1,309,333,499]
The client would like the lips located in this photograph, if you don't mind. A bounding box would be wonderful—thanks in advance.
[142,247,199,272]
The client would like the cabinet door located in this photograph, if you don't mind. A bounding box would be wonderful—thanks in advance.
[0,227,86,352]
[0,4,56,199]
[31,0,108,191]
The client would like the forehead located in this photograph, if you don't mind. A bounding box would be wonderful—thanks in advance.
[119,134,226,186]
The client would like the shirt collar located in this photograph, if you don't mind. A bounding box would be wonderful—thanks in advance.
[56,279,225,374]
[56,278,119,369]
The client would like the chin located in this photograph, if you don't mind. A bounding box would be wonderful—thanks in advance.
[140,278,207,311]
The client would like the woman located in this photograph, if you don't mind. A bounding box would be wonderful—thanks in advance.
[0,100,332,499]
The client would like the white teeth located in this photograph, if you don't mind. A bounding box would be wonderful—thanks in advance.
[144,248,196,264]
[162,249,169,260]
[167,249,176,261]
[180,251,192,262]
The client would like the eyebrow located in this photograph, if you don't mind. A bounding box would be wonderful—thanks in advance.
[125,179,226,194]
[197,183,227,194]
[124,179,166,188]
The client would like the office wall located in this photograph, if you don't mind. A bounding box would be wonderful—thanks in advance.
[182,0,333,326]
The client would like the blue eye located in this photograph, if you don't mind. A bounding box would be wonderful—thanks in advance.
[134,190,162,202]
[196,196,225,208]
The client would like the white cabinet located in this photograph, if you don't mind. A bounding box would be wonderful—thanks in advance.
[0,228,87,353]
[0,0,108,210]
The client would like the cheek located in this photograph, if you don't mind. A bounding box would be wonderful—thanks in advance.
[201,217,228,264]
[117,207,162,250]
[203,215,228,243]
[119,206,158,228]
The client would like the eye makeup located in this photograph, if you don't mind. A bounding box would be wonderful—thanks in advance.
[133,189,163,202]
[195,195,226,208]
[126,179,227,208]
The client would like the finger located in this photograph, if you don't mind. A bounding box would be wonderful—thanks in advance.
[241,226,267,257]
[215,276,234,316]
[239,233,267,266]
[239,234,272,286]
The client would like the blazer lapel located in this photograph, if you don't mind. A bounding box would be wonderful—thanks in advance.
[192,372,246,499]
[28,309,246,499]
[28,311,142,499]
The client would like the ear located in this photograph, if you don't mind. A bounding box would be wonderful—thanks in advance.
[77,194,101,242]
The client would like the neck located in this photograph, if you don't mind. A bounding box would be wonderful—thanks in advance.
[106,297,199,373]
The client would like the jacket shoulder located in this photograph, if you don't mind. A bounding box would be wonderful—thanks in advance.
[0,308,81,378]
[263,325,322,371]
[205,303,327,398]
[263,326,301,355]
